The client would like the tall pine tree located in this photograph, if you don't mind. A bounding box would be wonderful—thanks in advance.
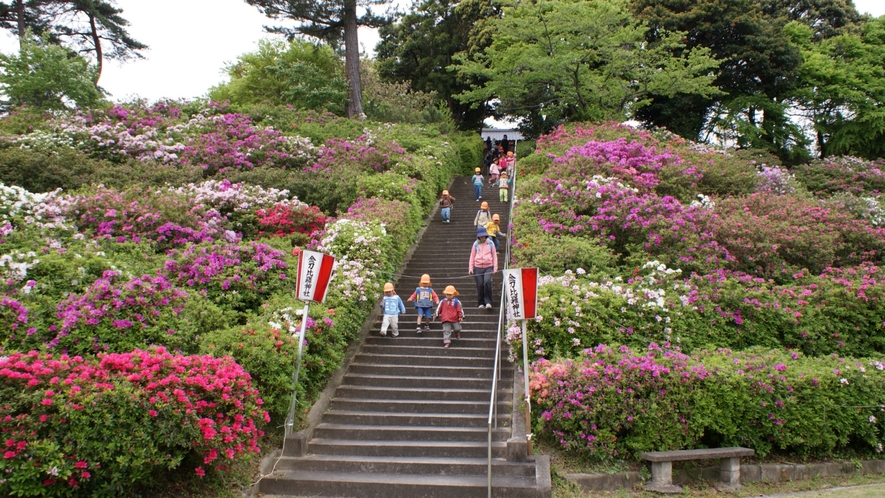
[245,0,388,117]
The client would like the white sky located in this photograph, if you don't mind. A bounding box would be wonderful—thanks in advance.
[0,0,884,103]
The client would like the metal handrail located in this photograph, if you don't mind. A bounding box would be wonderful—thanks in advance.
[487,151,518,497]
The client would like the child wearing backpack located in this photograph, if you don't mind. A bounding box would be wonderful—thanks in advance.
[472,167,484,201]
[474,201,492,227]
[493,171,512,203]
[435,285,464,348]
[485,213,506,251]
[379,282,406,337]
[439,189,455,223]
[468,226,498,309]
[407,274,440,333]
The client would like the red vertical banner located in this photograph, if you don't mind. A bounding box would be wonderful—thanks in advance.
[503,268,539,320]
[520,267,538,319]
[295,250,336,303]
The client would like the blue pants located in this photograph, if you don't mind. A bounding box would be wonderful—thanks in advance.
[491,236,499,251]
[441,207,451,221]
[473,266,494,306]
[474,184,482,200]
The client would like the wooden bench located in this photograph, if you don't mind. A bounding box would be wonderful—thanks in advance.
[640,447,755,493]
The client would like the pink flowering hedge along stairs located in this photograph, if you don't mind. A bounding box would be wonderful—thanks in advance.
[258,176,551,497]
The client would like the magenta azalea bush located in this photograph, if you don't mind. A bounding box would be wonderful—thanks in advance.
[531,344,885,460]
[46,271,195,356]
[512,121,885,460]
[0,348,267,496]
[161,241,290,314]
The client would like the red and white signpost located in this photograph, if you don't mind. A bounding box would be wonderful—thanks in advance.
[285,250,336,438]
[502,268,538,455]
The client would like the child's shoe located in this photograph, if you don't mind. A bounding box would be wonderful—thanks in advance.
[423,323,430,331]
[455,332,461,340]
[416,325,423,334]
[443,341,450,348]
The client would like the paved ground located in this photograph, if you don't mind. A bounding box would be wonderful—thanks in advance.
[759,483,885,497]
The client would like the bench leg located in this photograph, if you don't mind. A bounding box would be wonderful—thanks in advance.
[717,457,742,490]
[643,461,684,494]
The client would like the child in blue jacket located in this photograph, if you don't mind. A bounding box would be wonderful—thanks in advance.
[380,282,406,337]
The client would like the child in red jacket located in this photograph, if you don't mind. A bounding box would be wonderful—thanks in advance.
[434,285,464,348]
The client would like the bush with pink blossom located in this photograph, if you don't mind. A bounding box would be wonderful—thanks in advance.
[531,344,885,460]
[0,348,268,496]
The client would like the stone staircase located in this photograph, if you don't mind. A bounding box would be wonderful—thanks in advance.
[257,176,551,498]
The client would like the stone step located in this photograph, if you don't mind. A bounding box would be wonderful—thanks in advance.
[363,336,500,348]
[259,469,546,498]
[313,423,511,442]
[308,439,509,458]
[347,363,497,379]
[353,353,496,368]
[341,373,504,390]
[334,385,506,402]
[328,397,502,415]
[360,344,502,358]
[270,454,535,477]
[321,410,510,428]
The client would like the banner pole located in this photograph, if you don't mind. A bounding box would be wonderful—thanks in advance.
[285,300,311,439]
[521,319,532,456]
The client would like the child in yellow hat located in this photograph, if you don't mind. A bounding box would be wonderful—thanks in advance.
[379,282,406,337]
[474,201,492,227]
[471,167,484,201]
[485,213,506,251]
[439,190,455,223]
[407,274,440,333]
[434,285,464,348]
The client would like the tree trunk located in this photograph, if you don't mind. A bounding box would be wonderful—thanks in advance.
[343,0,363,117]
[15,0,25,46]
[89,13,103,83]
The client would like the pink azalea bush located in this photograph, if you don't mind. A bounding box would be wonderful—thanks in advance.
[513,122,885,460]
[531,344,885,460]
[45,271,195,356]
[0,348,267,496]
[161,241,290,314]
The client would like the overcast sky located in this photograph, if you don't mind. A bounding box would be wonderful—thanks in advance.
[1,0,884,103]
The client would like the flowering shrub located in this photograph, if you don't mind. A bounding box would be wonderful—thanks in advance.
[793,156,885,197]
[180,113,292,174]
[161,241,289,315]
[45,271,196,356]
[0,348,267,496]
[531,344,710,460]
[255,203,326,238]
[531,345,885,460]
[49,185,230,248]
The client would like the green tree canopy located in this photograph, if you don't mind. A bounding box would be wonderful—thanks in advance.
[0,31,103,111]
[453,0,720,136]
[209,38,347,113]
[787,16,885,159]
[244,0,389,117]
[0,1,146,82]
[376,0,500,130]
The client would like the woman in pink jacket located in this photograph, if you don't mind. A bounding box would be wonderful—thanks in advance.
[468,226,498,309]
